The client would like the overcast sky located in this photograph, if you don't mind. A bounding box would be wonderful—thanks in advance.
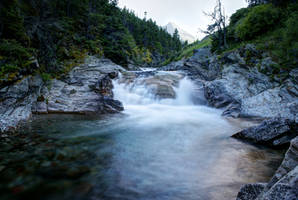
[118,0,248,39]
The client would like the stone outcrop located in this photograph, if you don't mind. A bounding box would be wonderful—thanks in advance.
[0,57,125,133]
[236,137,298,200]
[0,75,42,132]
[169,44,298,120]
[232,118,297,147]
[236,183,266,200]
[184,48,221,81]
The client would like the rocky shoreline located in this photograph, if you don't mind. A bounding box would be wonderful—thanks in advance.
[0,45,297,199]
[161,45,298,200]
[0,57,125,133]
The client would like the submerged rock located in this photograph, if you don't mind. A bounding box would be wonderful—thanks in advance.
[118,71,184,100]
[236,137,298,200]
[232,118,297,147]
[257,166,298,200]
[266,137,298,189]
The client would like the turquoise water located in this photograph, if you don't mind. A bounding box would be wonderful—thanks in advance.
[1,73,283,200]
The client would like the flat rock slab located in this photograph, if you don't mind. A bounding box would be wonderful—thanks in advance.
[232,117,297,147]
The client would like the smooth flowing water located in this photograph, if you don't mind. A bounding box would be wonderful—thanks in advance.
[14,71,283,200]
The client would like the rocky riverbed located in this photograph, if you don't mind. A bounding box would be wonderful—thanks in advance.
[0,44,297,200]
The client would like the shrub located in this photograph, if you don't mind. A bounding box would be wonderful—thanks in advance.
[230,8,251,27]
[235,4,281,40]
[0,39,32,61]
[281,12,298,68]
[41,73,52,82]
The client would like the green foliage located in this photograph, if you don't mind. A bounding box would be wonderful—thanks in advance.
[41,73,52,82]
[235,4,280,40]
[0,0,182,86]
[208,1,298,75]
[0,39,33,61]
[174,37,211,61]
[229,8,251,27]
[0,0,29,44]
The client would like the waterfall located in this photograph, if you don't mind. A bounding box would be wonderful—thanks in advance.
[113,72,198,106]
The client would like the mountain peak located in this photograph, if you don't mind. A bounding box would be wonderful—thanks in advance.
[164,22,196,43]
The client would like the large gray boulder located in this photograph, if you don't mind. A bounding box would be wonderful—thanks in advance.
[0,57,125,133]
[0,75,43,132]
[257,166,298,200]
[33,57,125,114]
[232,118,297,147]
[204,80,241,118]
[201,45,297,119]
[184,48,221,81]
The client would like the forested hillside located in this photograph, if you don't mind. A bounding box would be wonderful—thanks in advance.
[209,0,298,76]
[0,0,182,86]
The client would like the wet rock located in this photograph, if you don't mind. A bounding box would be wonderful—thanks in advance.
[0,57,125,132]
[204,80,238,108]
[236,138,298,200]
[38,57,124,115]
[236,183,266,200]
[232,118,297,147]
[102,98,124,113]
[0,75,42,132]
[142,72,184,99]
[90,75,114,98]
[108,71,118,79]
[222,101,241,118]
[257,166,298,200]
[266,137,298,189]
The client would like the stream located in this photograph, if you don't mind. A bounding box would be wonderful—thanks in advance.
[0,71,283,200]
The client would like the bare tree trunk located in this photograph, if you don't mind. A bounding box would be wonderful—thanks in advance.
[223,9,228,48]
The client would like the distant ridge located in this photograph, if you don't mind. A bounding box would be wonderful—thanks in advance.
[164,22,197,43]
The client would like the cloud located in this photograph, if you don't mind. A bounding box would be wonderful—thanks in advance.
[118,0,248,39]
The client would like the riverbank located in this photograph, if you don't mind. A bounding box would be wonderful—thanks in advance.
[0,44,297,200]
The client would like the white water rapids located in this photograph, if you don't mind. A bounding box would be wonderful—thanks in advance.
[24,71,283,200]
[99,71,281,200]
